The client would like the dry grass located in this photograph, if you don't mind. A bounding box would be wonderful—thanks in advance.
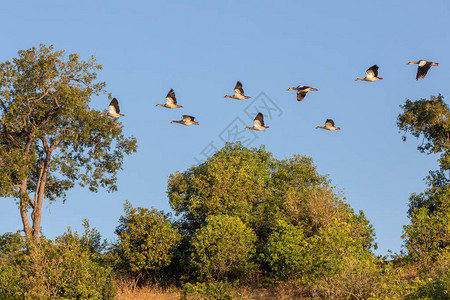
[114,280,313,300]
[115,280,180,300]
[236,286,311,299]
[116,288,180,300]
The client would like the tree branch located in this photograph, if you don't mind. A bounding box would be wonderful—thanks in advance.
[1,123,21,147]
[50,138,60,152]
[33,164,45,207]
[36,106,60,129]
[26,79,63,103]
[41,135,50,152]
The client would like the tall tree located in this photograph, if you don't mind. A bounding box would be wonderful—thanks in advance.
[398,94,450,262]
[168,143,375,248]
[168,143,377,284]
[0,45,137,242]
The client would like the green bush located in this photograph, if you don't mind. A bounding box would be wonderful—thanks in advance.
[190,215,257,281]
[0,232,24,257]
[0,232,116,299]
[406,274,450,300]
[111,201,182,283]
[181,281,235,300]
[262,220,307,282]
[316,257,408,299]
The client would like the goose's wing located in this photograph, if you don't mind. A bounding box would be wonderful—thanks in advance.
[109,98,120,114]
[234,81,244,96]
[366,65,379,78]
[417,62,432,80]
[254,112,265,127]
[297,90,308,101]
[166,89,177,105]
[182,115,195,122]
[325,119,335,127]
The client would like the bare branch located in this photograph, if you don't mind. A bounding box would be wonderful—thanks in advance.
[50,138,60,152]
[41,135,50,152]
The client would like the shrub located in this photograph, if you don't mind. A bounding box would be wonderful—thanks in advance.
[262,220,307,282]
[181,281,235,300]
[405,276,450,300]
[190,215,257,281]
[111,201,182,283]
[0,234,116,299]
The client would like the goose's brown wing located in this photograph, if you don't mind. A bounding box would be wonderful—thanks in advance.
[366,65,379,78]
[234,81,244,96]
[109,98,120,114]
[166,89,177,105]
[297,90,308,101]
[254,112,265,127]
[182,115,195,122]
[417,63,432,80]
[325,119,335,127]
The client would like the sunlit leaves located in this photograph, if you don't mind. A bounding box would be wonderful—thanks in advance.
[0,44,137,204]
[190,214,257,281]
[112,201,181,279]
[398,94,450,266]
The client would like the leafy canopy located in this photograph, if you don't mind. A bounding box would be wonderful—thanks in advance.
[398,94,450,265]
[0,44,137,241]
[190,214,257,281]
[168,143,377,284]
[112,201,182,280]
[0,44,137,200]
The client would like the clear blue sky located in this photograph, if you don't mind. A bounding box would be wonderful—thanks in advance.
[1,0,449,255]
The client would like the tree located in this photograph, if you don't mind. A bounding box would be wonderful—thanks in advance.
[168,143,375,248]
[190,214,257,281]
[398,94,450,263]
[168,143,377,283]
[0,45,137,242]
[168,142,273,234]
[111,201,182,283]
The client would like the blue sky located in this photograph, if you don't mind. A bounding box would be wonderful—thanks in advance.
[1,0,449,255]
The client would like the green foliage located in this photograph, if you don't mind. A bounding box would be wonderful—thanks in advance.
[181,281,235,300]
[112,201,182,282]
[190,215,257,281]
[403,206,450,264]
[398,95,450,266]
[317,258,408,300]
[0,231,24,257]
[406,273,450,300]
[0,44,137,240]
[168,143,273,234]
[56,219,107,261]
[262,220,307,282]
[398,94,450,169]
[168,142,378,289]
[0,231,116,299]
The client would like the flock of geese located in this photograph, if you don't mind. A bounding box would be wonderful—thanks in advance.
[100,60,439,132]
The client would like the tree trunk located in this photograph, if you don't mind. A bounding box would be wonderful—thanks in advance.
[31,157,51,243]
[19,180,33,238]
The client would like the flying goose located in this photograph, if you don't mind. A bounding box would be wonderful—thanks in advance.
[170,115,199,125]
[286,86,318,101]
[316,119,341,131]
[407,60,439,80]
[99,98,125,117]
[245,112,269,130]
[355,65,383,81]
[224,81,251,100]
[156,89,183,108]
